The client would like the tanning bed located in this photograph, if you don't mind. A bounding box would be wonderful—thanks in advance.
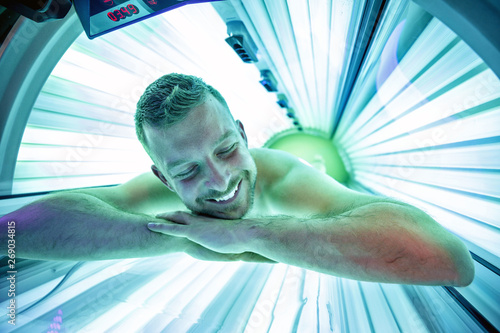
[0,0,499,332]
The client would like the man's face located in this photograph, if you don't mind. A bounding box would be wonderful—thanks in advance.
[144,96,257,219]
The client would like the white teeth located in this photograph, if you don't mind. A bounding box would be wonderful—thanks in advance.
[214,184,238,202]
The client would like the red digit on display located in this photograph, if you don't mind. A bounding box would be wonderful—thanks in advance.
[107,12,118,21]
[121,6,130,16]
[128,4,138,14]
[114,9,125,19]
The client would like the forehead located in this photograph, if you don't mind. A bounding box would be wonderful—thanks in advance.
[144,97,237,168]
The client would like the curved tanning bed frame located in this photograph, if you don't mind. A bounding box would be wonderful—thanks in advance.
[0,0,72,22]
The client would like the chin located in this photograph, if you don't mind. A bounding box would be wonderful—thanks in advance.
[191,171,256,220]
[198,203,250,220]
[193,190,253,220]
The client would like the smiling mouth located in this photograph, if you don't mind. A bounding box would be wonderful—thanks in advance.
[208,180,241,204]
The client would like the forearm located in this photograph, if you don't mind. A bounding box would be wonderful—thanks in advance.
[244,202,474,286]
[0,192,186,261]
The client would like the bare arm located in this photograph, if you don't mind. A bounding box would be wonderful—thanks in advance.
[0,173,272,262]
[149,149,475,286]
[264,150,475,285]
[0,191,185,260]
[247,203,473,285]
[149,203,473,286]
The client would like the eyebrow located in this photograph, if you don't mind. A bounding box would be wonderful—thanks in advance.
[216,130,235,146]
[167,130,236,171]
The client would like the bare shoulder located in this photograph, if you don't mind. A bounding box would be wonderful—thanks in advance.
[73,172,183,215]
[250,148,310,206]
[250,148,380,216]
[250,148,299,181]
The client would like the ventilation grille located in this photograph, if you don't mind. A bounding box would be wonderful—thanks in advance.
[225,20,259,63]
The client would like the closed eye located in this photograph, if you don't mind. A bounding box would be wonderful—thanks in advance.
[176,165,198,179]
[217,143,238,157]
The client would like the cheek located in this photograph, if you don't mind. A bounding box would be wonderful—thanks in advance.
[234,149,253,168]
[175,181,200,202]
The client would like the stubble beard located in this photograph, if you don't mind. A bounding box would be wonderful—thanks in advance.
[190,169,256,220]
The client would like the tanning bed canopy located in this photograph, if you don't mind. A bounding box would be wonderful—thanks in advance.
[0,0,221,37]
[72,0,220,39]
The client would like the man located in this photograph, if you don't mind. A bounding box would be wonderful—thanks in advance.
[0,73,474,286]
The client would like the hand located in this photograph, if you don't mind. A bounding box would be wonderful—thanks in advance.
[149,211,273,263]
[186,243,275,263]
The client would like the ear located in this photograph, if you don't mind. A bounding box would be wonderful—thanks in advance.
[235,120,248,147]
[151,165,175,192]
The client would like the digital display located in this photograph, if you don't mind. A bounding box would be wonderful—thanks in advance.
[106,4,140,22]
[74,0,220,39]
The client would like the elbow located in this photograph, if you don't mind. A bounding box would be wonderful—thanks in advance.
[455,270,474,287]
[452,251,475,287]
[409,247,474,287]
[443,238,475,287]
[402,234,475,286]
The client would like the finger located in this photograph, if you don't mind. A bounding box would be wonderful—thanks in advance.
[186,244,240,262]
[155,211,190,224]
[147,222,187,236]
[238,252,277,263]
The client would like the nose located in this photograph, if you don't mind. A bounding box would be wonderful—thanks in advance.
[204,158,230,192]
